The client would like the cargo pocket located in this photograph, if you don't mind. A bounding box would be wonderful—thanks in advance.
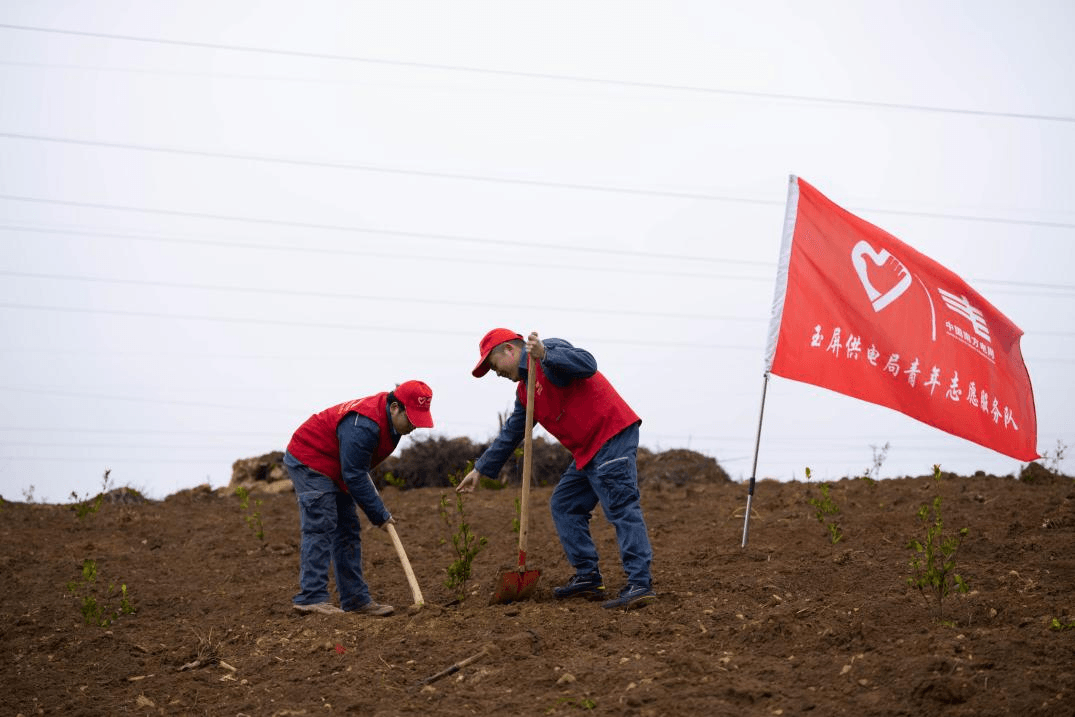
[297,490,336,534]
[597,456,640,512]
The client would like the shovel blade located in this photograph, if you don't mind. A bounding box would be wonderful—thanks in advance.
[490,567,541,605]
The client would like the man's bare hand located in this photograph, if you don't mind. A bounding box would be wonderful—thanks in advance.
[526,331,546,361]
[455,469,483,493]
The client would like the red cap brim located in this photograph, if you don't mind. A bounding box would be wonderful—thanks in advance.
[472,351,494,378]
[472,328,522,377]
[408,409,434,429]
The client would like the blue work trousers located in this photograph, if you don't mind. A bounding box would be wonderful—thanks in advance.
[287,460,371,610]
[549,423,653,588]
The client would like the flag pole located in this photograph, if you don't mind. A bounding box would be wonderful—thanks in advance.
[740,372,770,548]
[743,175,796,548]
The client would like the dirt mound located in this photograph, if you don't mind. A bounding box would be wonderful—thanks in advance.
[231,440,722,492]
[4,462,1073,716]
[100,486,150,505]
[229,450,288,494]
[636,447,732,485]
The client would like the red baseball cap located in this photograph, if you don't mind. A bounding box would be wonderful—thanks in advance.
[472,328,523,377]
[394,380,434,428]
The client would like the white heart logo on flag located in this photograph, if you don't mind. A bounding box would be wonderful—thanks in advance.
[851,240,912,312]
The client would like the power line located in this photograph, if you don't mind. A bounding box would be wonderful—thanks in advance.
[2,208,1074,299]
[0,193,774,267]
[0,426,279,436]
[0,269,766,323]
[0,222,774,284]
[0,440,267,450]
[0,131,784,207]
[0,303,761,351]
[0,59,358,86]
[0,384,292,413]
[0,455,252,465]
[3,133,1075,231]
[1,302,1071,364]
[1,23,1072,124]
[4,268,1075,329]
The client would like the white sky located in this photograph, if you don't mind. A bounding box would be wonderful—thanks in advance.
[1,1,1073,503]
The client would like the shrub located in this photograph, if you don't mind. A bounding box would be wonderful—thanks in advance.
[65,559,135,626]
[439,462,487,602]
[234,486,265,541]
[906,465,969,620]
[70,469,114,519]
[805,467,843,544]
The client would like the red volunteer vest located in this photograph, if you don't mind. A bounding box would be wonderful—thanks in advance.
[518,362,640,469]
[286,392,398,492]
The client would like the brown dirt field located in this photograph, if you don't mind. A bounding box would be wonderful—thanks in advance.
[3,464,1074,717]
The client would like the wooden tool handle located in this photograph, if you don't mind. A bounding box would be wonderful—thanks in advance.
[387,523,424,606]
[416,647,489,687]
[518,354,536,563]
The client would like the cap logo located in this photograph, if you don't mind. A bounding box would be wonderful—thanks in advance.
[416,396,429,406]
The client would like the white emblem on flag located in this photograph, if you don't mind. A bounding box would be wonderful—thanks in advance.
[851,240,912,312]
[938,289,991,342]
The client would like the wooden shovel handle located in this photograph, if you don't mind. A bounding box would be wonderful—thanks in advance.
[518,354,536,563]
[386,522,424,606]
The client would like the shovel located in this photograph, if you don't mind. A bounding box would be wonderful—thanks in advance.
[368,476,425,607]
[490,353,542,604]
[386,523,424,607]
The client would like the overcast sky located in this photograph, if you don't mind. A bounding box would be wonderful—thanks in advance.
[2,1,1073,503]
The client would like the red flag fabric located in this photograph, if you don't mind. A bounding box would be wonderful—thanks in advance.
[765,176,1038,462]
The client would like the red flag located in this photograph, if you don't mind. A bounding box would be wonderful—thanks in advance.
[765,176,1038,462]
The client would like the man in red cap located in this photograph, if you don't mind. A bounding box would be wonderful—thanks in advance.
[457,330,656,610]
[285,380,434,616]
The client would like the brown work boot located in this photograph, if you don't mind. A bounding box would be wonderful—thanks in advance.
[352,600,394,617]
[293,602,344,615]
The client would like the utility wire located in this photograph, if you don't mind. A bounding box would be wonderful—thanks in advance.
[3,268,1075,328]
[1,23,1072,124]
[0,222,773,284]
[1,217,1072,297]
[0,192,773,266]
[0,385,295,414]
[0,59,362,86]
[0,131,786,207]
[3,133,1075,231]
[0,302,760,351]
[0,426,280,436]
[1,303,1071,363]
[0,269,765,323]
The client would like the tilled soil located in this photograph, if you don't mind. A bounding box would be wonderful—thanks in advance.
[3,468,1074,716]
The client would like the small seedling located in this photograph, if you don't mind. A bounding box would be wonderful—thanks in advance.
[512,496,521,534]
[1050,617,1075,631]
[805,467,843,544]
[234,486,265,541]
[859,442,890,486]
[65,559,136,626]
[439,462,488,601]
[906,465,969,620]
[71,469,114,519]
[1039,440,1069,474]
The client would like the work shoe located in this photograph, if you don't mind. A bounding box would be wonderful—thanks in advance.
[293,602,344,615]
[352,600,394,617]
[553,572,606,600]
[602,584,656,610]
